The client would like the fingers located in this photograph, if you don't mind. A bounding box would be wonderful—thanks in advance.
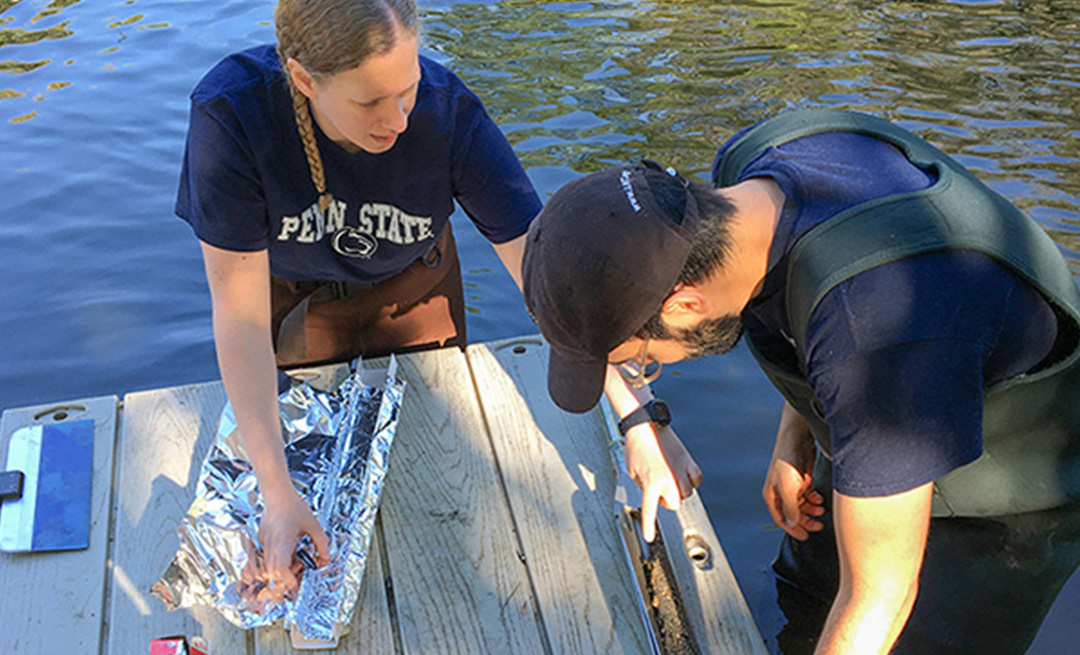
[642,477,683,543]
[652,426,702,500]
[239,534,297,613]
[641,482,661,543]
[676,460,704,500]
[775,499,812,541]
[306,520,332,568]
[764,482,827,541]
[690,465,703,490]
[265,540,300,592]
[762,461,827,541]
[791,503,826,539]
[261,490,333,586]
[802,491,826,516]
[625,424,702,542]
[762,451,829,536]
[764,483,793,533]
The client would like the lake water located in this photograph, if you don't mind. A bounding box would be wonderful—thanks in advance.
[2,0,1078,652]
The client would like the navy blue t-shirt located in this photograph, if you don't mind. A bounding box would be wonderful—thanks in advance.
[176,45,541,283]
[712,130,1059,497]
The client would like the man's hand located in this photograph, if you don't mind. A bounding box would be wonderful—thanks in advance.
[601,365,701,542]
[258,485,332,596]
[763,402,825,540]
[625,422,703,542]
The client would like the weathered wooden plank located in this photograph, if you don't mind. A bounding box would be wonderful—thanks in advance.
[466,337,653,655]
[107,381,249,655]
[0,396,117,655]
[655,494,769,655]
[372,348,548,655]
[597,391,770,655]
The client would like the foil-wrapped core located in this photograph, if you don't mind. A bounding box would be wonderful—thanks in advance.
[152,357,405,642]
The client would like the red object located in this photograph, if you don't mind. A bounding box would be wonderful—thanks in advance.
[149,637,186,655]
[150,636,211,655]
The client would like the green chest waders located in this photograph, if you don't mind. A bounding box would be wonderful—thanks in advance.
[716,109,1080,517]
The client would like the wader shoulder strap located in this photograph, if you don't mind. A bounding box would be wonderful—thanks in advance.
[783,167,1080,367]
[713,109,1080,363]
[715,109,953,188]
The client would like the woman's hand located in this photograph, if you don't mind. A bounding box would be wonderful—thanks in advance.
[200,240,331,594]
[257,484,332,596]
[762,401,825,540]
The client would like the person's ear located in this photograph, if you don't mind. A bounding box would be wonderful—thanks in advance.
[286,58,317,99]
[659,286,710,324]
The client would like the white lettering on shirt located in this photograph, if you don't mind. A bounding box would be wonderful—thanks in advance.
[298,205,318,243]
[370,204,392,240]
[276,200,434,258]
[278,214,301,240]
[325,199,346,234]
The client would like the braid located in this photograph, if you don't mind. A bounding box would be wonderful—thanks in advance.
[288,79,333,211]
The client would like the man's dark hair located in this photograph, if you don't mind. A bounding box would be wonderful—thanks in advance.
[636,170,736,339]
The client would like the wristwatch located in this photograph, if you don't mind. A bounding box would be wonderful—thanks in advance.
[617,399,672,436]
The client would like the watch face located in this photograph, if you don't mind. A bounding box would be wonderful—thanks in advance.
[651,400,672,426]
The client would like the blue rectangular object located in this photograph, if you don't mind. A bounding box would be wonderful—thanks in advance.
[0,419,94,552]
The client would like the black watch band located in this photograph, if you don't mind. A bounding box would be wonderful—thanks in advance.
[617,399,672,436]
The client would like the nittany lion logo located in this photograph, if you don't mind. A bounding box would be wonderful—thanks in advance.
[333,228,379,259]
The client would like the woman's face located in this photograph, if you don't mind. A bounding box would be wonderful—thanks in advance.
[290,28,421,154]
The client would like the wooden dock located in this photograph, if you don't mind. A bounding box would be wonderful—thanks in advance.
[0,335,767,655]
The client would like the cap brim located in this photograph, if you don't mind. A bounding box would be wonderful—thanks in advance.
[546,346,607,414]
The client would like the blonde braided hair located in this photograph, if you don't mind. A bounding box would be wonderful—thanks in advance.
[275,0,419,210]
[287,83,332,210]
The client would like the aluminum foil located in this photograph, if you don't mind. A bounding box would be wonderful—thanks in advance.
[151,357,405,643]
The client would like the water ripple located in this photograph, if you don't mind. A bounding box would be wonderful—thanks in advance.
[2,1,1079,650]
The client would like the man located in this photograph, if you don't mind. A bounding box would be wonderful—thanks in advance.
[522,109,1080,655]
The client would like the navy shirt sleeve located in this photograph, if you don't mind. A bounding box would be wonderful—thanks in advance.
[449,92,540,244]
[805,251,1058,497]
[176,97,270,252]
[813,339,985,496]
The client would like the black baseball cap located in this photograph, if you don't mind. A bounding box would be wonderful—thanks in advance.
[522,163,700,413]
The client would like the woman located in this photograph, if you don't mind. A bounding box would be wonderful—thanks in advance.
[176,0,541,598]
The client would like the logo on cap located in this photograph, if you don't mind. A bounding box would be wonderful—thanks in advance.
[619,170,641,212]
